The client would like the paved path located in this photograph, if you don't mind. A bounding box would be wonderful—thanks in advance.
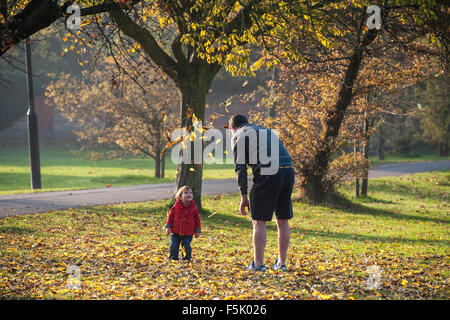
[0,160,448,218]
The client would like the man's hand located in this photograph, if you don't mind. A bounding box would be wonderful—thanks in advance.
[240,195,250,215]
[166,227,172,235]
[194,232,200,238]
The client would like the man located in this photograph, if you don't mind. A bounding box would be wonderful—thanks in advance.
[229,114,295,271]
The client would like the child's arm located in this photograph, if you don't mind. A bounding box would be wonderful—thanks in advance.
[165,207,175,234]
[194,206,201,237]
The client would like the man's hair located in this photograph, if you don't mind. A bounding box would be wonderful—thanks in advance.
[175,185,192,200]
[230,114,248,129]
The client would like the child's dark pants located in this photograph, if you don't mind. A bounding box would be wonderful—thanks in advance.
[169,233,193,261]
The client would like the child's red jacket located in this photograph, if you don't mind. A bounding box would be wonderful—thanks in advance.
[165,199,201,236]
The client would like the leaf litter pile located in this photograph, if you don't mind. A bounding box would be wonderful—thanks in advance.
[1,172,449,299]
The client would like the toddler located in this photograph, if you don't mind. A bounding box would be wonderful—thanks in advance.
[165,186,201,261]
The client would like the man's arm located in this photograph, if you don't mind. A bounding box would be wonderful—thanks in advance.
[233,133,251,215]
[233,134,248,196]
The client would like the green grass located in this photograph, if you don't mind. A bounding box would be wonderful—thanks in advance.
[0,171,448,300]
[370,148,449,165]
[1,145,448,195]
[0,146,236,195]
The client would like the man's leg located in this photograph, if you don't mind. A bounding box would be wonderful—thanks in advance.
[276,219,290,266]
[252,220,267,266]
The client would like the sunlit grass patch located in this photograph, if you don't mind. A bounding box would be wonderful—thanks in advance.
[0,172,448,299]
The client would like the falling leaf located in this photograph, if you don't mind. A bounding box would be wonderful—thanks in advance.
[192,113,199,126]
[208,211,218,218]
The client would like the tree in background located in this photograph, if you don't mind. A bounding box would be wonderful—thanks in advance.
[416,76,450,156]
[2,0,448,205]
[79,0,264,209]
[2,0,266,208]
[45,55,179,178]
[248,1,444,202]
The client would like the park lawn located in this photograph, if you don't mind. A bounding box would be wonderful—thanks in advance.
[1,145,448,195]
[2,144,449,196]
[0,146,236,195]
[370,148,449,165]
[0,171,448,300]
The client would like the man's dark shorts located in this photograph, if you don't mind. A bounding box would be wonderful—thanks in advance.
[249,167,295,221]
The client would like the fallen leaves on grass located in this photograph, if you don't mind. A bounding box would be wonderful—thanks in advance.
[0,206,448,300]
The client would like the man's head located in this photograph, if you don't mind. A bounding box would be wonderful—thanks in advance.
[229,114,248,133]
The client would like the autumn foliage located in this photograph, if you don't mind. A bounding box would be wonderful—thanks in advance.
[46,55,179,177]
[0,172,448,299]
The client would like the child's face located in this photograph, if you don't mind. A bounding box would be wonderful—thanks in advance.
[180,188,193,203]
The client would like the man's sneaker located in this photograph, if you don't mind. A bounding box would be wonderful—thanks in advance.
[248,261,266,271]
[272,259,287,271]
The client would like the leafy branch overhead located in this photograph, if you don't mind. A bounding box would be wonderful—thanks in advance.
[2,0,448,206]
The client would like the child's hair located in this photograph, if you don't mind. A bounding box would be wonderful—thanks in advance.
[175,185,192,200]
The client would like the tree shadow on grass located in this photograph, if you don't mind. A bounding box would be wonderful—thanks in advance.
[289,225,450,246]
[0,225,35,234]
[201,209,254,230]
[201,208,281,234]
[0,172,172,194]
[86,201,172,221]
[365,179,448,202]
[201,208,449,247]
[333,195,449,225]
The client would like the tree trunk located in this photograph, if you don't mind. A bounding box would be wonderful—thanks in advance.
[354,137,360,198]
[154,155,161,178]
[161,149,165,178]
[396,138,410,155]
[355,178,360,197]
[300,166,329,202]
[437,143,449,156]
[361,113,373,197]
[174,65,220,210]
[301,27,379,202]
[154,131,162,178]
[377,125,385,161]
